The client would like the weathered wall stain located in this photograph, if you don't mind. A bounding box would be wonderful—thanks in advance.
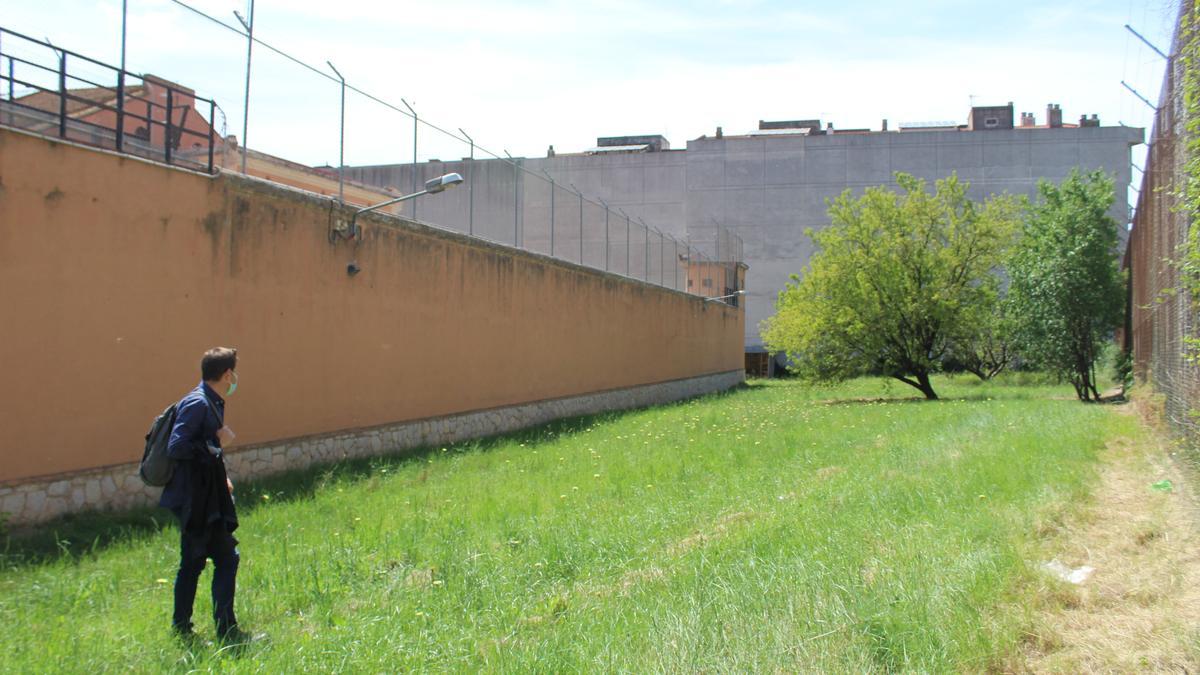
[0,126,743,484]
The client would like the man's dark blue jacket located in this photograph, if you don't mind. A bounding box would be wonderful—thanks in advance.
[159,382,238,534]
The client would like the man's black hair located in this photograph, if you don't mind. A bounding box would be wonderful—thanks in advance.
[201,347,238,381]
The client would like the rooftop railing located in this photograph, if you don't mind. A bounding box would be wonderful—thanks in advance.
[0,26,217,174]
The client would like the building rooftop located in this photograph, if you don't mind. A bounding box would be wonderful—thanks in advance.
[586,143,652,154]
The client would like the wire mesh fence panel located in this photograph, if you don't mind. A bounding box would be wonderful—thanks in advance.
[1128,0,1199,445]
[581,198,608,271]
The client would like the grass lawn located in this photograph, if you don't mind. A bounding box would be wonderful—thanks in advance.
[0,375,1135,672]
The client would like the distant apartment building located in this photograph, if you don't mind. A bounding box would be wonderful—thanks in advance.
[345,102,1143,374]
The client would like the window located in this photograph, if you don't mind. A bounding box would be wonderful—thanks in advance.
[984,117,999,128]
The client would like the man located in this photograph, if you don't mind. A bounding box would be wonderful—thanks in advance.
[160,346,247,643]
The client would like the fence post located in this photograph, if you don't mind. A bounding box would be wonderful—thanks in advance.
[207,99,215,173]
[234,2,254,174]
[115,69,125,152]
[619,209,630,277]
[505,151,519,247]
[546,173,555,257]
[576,186,585,265]
[659,229,664,286]
[57,51,67,139]
[326,61,345,203]
[459,128,474,236]
[603,201,610,272]
[402,99,418,220]
[164,88,173,165]
[644,220,649,281]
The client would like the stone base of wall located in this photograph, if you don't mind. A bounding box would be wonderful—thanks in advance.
[1,370,743,526]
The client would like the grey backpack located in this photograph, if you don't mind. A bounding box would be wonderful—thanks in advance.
[139,403,179,487]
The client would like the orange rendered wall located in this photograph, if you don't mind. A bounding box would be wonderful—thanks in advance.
[0,128,743,483]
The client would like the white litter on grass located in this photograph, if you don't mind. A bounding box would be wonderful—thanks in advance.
[1042,559,1095,584]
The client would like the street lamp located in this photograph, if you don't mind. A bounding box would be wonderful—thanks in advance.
[337,172,464,239]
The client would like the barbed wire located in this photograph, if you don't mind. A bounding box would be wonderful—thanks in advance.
[165,0,741,258]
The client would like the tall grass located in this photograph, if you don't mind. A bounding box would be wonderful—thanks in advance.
[0,377,1124,672]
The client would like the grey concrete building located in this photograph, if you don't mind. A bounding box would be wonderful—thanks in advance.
[344,103,1143,373]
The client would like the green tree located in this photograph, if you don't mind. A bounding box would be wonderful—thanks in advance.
[946,281,1017,381]
[762,173,1021,400]
[1008,169,1124,402]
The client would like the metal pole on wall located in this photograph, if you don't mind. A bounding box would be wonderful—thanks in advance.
[326,61,345,203]
[234,0,254,175]
[619,209,630,277]
[716,225,723,296]
[120,0,127,73]
[402,99,418,220]
[686,241,692,295]
[115,2,127,153]
[542,170,555,257]
[505,150,519,246]
[164,87,173,165]
[600,199,610,272]
[659,229,665,286]
[673,237,678,290]
[459,127,474,235]
[571,183,583,264]
[119,0,128,151]
[641,218,649,281]
[52,44,66,139]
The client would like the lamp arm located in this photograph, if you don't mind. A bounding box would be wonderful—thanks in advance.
[344,189,430,237]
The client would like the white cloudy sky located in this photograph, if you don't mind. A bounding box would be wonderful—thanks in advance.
[2,0,1180,183]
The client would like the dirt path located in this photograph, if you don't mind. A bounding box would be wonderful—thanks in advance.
[1018,398,1200,672]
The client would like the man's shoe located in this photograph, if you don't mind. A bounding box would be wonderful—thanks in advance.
[217,626,262,646]
[172,626,199,647]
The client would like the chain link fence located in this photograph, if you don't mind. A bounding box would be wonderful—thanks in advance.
[1127,0,1198,442]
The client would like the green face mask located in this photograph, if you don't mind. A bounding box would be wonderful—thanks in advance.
[226,371,238,397]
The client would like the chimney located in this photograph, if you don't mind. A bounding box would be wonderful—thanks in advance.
[1080,113,1100,128]
[881,119,888,131]
[1046,103,1062,128]
[716,126,724,138]
[1020,112,1036,127]
[826,122,834,132]
[547,144,555,157]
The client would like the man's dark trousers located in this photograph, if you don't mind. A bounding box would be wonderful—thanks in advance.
[173,524,239,634]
